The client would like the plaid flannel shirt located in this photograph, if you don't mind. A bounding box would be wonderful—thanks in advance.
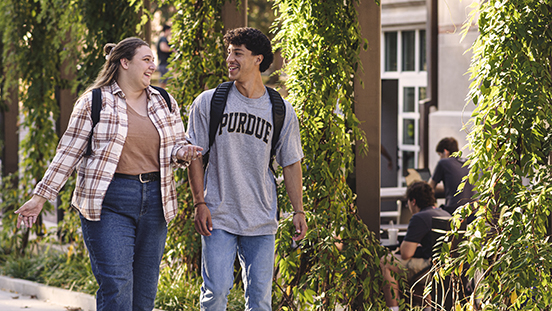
[34,81,189,223]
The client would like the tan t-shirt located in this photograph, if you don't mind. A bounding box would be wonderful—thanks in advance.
[116,105,160,174]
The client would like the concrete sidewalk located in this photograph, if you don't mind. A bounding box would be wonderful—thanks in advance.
[0,287,70,311]
[0,275,96,311]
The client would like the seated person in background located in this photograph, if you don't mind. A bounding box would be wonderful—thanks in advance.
[429,137,475,215]
[381,181,450,311]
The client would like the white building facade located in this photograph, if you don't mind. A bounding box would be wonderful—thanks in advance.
[380,0,478,188]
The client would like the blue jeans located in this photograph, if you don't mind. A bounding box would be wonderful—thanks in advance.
[80,176,167,311]
[200,229,275,311]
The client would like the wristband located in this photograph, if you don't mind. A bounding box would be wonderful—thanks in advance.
[293,210,305,216]
[194,202,206,208]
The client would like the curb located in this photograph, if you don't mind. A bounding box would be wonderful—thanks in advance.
[0,275,96,311]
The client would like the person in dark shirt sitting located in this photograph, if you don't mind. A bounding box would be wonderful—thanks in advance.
[429,137,475,215]
[381,181,450,311]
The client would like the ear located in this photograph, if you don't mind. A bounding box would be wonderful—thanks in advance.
[120,58,129,69]
[410,198,421,213]
[255,54,264,66]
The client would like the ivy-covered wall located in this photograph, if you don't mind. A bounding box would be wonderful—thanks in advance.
[440,0,552,310]
[0,0,146,251]
[271,0,390,309]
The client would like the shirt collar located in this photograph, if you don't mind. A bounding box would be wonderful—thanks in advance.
[144,85,154,101]
[110,81,152,101]
[110,81,124,97]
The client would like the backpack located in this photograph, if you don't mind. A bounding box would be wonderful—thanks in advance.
[203,81,286,174]
[85,86,172,156]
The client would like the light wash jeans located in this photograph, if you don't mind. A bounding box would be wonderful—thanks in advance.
[200,229,275,311]
[80,176,167,311]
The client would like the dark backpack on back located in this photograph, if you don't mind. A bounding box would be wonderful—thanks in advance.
[203,81,286,174]
[85,86,172,156]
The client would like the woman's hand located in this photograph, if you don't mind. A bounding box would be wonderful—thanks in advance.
[177,145,203,162]
[15,195,47,229]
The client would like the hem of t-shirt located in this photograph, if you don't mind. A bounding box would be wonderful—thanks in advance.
[212,225,278,237]
[402,237,421,244]
[279,155,304,169]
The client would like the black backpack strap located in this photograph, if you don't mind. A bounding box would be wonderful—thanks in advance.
[267,87,286,175]
[151,85,173,112]
[209,82,233,148]
[85,88,102,157]
[203,81,233,170]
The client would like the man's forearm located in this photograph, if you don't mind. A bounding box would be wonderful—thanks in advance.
[188,157,205,203]
[283,161,303,212]
[399,240,418,260]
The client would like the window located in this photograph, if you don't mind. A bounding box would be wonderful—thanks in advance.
[402,31,415,71]
[419,30,427,72]
[403,119,415,145]
[383,30,426,73]
[419,86,427,102]
[381,29,427,186]
[385,32,397,72]
[403,87,415,112]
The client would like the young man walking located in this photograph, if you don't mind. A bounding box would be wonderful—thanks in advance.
[187,27,307,311]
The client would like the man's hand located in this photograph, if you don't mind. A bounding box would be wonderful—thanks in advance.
[194,203,212,236]
[292,212,307,241]
[15,195,47,229]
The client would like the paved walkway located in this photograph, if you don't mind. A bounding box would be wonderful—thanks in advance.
[0,276,96,311]
[0,287,71,311]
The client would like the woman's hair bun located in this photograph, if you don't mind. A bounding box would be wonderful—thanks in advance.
[103,43,116,56]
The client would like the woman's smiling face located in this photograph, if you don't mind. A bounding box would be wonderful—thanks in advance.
[124,45,156,88]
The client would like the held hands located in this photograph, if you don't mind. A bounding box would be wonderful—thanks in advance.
[15,195,47,229]
[292,211,308,241]
[177,145,203,162]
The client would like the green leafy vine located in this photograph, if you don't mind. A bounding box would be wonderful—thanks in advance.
[271,1,393,309]
[440,0,552,310]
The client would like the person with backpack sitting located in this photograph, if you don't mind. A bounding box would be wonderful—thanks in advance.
[15,37,202,311]
[187,27,307,311]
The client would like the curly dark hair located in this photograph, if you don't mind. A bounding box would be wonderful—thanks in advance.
[223,27,274,73]
[406,181,436,209]
[436,137,459,153]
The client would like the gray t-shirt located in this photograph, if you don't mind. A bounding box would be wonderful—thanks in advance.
[187,83,303,236]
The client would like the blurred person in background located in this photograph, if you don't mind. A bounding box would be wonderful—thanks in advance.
[157,24,173,88]
[429,137,475,215]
